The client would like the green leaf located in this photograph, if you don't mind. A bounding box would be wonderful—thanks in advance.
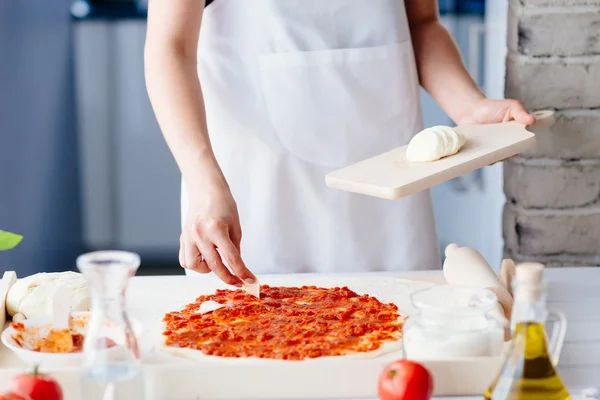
[0,230,23,250]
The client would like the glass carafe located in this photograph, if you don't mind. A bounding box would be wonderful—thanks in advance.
[402,286,504,359]
[485,272,569,400]
[77,251,145,400]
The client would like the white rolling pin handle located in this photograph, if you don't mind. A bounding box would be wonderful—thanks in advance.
[490,303,509,328]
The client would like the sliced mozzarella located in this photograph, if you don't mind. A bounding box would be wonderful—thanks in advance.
[438,128,450,154]
[51,286,72,330]
[446,128,461,154]
[405,130,440,162]
[198,300,226,314]
[456,127,467,148]
[447,126,466,155]
[435,126,453,155]
[7,271,90,319]
[243,278,261,299]
[406,125,466,162]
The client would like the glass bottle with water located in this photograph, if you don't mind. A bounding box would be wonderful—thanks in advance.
[77,251,146,400]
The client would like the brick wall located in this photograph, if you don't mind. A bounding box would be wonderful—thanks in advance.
[504,0,600,266]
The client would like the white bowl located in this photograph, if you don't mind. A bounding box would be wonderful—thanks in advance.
[1,311,143,367]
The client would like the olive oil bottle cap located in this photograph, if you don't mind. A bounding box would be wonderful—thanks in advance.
[514,262,545,301]
[515,262,544,284]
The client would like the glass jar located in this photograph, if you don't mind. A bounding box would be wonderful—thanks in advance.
[77,250,145,400]
[402,286,504,360]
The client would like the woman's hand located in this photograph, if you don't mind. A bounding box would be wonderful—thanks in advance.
[457,98,536,165]
[457,98,536,126]
[180,183,256,287]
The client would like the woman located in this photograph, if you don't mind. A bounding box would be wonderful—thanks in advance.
[145,0,534,286]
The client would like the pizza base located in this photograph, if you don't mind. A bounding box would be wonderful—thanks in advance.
[159,334,403,363]
[159,278,434,362]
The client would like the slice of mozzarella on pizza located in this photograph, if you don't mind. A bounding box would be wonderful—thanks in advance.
[243,278,260,298]
[198,300,225,314]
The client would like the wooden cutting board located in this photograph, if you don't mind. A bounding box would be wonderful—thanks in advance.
[325,110,555,200]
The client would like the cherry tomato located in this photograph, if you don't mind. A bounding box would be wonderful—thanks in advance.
[6,366,62,400]
[378,360,433,400]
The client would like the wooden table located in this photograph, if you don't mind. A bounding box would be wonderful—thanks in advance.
[351,267,600,400]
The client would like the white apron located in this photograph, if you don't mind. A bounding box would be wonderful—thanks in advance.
[182,0,440,274]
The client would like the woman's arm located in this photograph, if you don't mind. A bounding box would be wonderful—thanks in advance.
[405,1,534,125]
[145,0,254,285]
[145,0,225,198]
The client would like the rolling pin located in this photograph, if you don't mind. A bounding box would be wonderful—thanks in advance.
[443,244,514,339]
[500,258,517,298]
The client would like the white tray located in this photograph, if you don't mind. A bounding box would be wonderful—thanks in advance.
[0,272,505,399]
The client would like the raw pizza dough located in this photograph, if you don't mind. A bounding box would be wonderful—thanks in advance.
[6,271,90,319]
[406,125,466,162]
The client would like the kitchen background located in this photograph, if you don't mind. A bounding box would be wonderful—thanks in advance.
[0,0,509,276]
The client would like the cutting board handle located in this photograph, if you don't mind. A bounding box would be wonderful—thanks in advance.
[528,109,555,131]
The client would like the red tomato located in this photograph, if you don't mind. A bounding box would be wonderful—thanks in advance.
[378,360,434,400]
[6,366,62,400]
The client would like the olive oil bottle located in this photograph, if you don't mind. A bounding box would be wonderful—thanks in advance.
[485,263,569,400]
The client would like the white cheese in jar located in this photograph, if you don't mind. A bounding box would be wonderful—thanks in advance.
[402,321,504,359]
[402,286,505,360]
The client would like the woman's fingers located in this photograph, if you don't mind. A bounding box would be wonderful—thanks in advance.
[180,233,211,273]
[195,258,211,274]
[230,223,243,252]
[511,101,536,125]
[214,230,255,284]
[200,244,243,287]
[185,217,253,286]
[184,234,201,270]
[187,256,211,274]
[201,218,253,285]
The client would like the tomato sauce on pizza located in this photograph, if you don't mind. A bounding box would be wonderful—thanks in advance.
[163,285,405,360]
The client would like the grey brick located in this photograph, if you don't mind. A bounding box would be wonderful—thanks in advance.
[522,110,600,159]
[506,55,600,109]
[505,0,600,266]
[508,8,600,56]
[503,250,600,267]
[503,205,600,256]
[504,159,600,208]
